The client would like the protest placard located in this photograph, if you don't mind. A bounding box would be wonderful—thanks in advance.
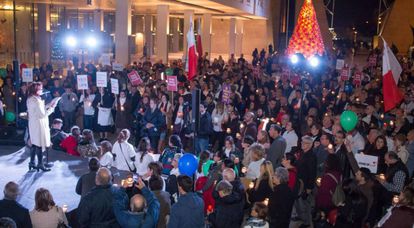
[355,153,378,173]
[77,75,88,90]
[111,78,119,94]
[22,68,33,82]
[167,76,178,92]
[127,70,143,86]
[96,72,107,87]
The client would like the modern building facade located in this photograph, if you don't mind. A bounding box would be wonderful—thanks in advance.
[0,0,282,67]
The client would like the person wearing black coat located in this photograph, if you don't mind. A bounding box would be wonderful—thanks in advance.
[77,168,120,228]
[195,103,213,155]
[294,136,317,227]
[208,180,244,228]
[0,182,32,228]
[269,167,295,228]
[142,98,166,151]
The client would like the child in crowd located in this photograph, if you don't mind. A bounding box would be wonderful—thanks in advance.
[244,202,269,228]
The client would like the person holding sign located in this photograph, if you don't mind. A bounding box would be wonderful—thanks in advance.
[94,87,115,142]
[27,82,59,172]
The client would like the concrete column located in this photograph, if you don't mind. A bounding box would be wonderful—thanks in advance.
[156,5,169,63]
[183,10,194,58]
[229,18,236,57]
[93,9,104,31]
[115,0,132,65]
[38,4,50,64]
[171,17,180,53]
[235,19,244,57]
[144,14,153,57]
[16,8,32,64]
[202,14,212,59]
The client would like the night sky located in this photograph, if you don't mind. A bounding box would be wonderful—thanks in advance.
[333,0,390,36]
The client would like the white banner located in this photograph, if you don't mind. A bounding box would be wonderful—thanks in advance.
[355,153,378,174]
[22,68,33,82]
[112,63,124,72]
[111,78,119,94]
[336,59,345,70]
[96,72,107,87]
[77,75,88,90]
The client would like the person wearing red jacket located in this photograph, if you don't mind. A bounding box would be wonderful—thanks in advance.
[60,125,81,156]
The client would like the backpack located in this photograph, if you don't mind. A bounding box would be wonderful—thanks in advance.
[326,173,345,206]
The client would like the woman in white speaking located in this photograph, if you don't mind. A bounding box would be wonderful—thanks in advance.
[27,82,58,172]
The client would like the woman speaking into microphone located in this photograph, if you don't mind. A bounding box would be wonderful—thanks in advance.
[27,82,59,172]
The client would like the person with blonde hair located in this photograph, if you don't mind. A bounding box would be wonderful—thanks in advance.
[245,143,266,180]
[247,161,274,204]
[29,188,68,228]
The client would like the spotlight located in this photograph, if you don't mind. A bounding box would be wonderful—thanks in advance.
[309,56,319,68]
[86,36,97,48]
[65,36,77,47]
[290,54,299,65]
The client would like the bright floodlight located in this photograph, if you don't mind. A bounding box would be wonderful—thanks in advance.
[309,56,319,68]
[86,36,97,48]
[290,54,299,65]
[65,36,77,47]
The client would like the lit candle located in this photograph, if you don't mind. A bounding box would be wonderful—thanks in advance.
[120,106,124,111]
[316,177,322,187]
[264,198,269,206]
[249,182,254,189]
[207,205,213,213]
[240,123,245,129]
[170,125,174,129]
[62,204,68,213]
[18,97,22,102]
[12,92,15,96]
[226,128,231,134]
[149,76,153,80]
[380,114,384,119]
[59,75,63,79]
[379,173,385,180]
[328,144,333,150]
[331,91,335,95]
[389,120,394,126]
[161,72,165,81]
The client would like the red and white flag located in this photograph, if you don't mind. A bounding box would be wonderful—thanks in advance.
[382,39,403,112]
[196,18,203,58]
[186,16,197,81]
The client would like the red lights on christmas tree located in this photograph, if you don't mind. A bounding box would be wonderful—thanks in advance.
[286,0,325,59]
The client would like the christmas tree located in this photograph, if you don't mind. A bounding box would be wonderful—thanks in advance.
[51,35,65,61]
[286,0,325,59]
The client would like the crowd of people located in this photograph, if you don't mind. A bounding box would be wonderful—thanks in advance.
[0,44,414,228]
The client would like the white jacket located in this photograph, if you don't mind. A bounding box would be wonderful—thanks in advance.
[27,96,55,151]
[113,141,136,171]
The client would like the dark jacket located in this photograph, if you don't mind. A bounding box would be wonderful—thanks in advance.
[198,111,213,138]
[167,192,204,228]
[296,150,317,190]
[0,199,32,228]
[208,190,244,228]
[142,108,166,137]
[153,190,171,228]
[379,206,414,228]
[113,187,160,228]
[269,183,295,228]
[336,144,352,179]
[76,171,97,197]
[247,178,273,204]
[77,185,120,228]
[50,128,67,151]
[267,136,287,168]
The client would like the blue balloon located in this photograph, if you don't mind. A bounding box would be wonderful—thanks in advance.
[178,153,198,176]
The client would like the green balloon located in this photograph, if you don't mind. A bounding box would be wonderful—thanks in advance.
[340,110,358,132]
[5,111,16,122]
[165,68,174,76]
[0,68,6,78]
